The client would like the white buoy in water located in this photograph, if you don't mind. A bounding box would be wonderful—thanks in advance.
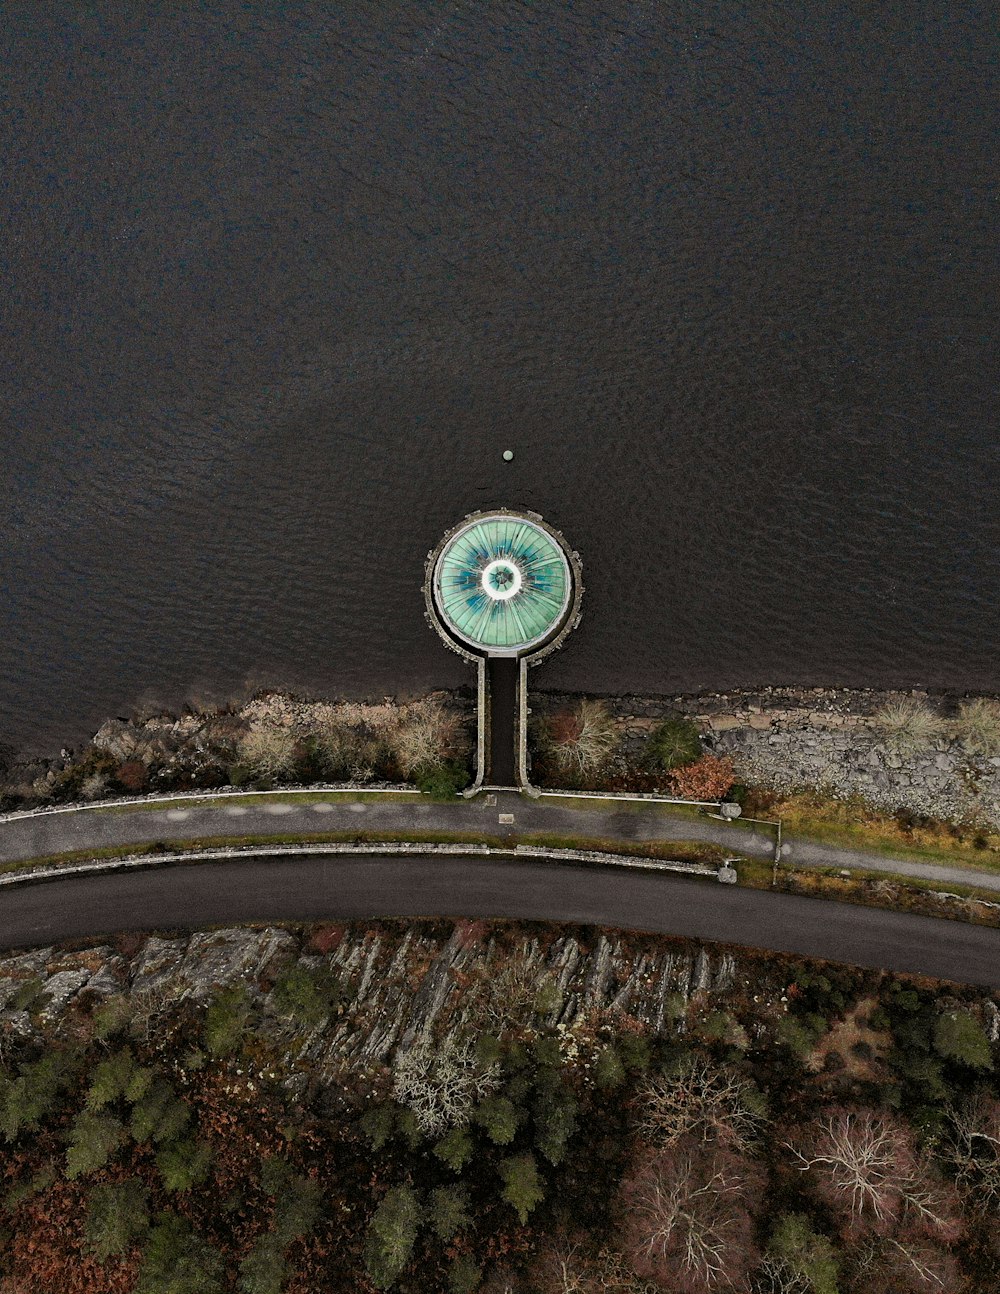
[502,449,514,461]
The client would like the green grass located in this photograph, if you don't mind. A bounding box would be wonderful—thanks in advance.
[782,820,1000,876]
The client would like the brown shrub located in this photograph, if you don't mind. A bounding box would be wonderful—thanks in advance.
[665,755,735,801]
[115,760,149,793]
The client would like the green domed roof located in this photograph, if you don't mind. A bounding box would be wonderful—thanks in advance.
[433,514,571,654]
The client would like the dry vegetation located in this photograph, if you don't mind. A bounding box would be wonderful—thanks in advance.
[873,698,946,755]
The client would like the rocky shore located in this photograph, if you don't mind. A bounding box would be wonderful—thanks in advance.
[534,686,1000,829]
[4,684,1000,830]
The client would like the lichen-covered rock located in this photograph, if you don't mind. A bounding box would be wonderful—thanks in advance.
[38,969,90,1020]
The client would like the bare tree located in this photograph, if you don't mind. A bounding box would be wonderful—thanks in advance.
[621,1139,762,1294]
[940,1091,1000,1213]
[531,1232,658,1293]
[639,1056,766,1153]
[392,1034,500,1137]
[752,1258,812,1294]
[786,1108,960,1242]
[848,1234,962,1293]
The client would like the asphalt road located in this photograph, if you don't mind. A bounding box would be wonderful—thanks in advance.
[3,854,1000,988]
[5,792,999,893]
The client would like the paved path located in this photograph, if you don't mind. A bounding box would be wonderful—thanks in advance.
[1,792,998,893]
[3,855,1000,987]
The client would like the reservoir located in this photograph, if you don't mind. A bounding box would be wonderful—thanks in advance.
[1,5,997,754]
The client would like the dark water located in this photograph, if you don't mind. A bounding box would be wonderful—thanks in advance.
[2,5,998,755]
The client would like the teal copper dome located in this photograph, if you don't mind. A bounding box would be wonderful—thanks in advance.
[432,514,573,655]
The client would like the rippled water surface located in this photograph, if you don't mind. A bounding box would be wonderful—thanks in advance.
[2,5,997,753]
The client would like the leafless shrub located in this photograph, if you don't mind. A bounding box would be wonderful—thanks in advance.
[622,1138,762,1294]
[873,698,944,755]
[236,725,298,779]
[80,773,108,801]
[392,701,469,776]
[786,1108,961,1242]
[137,986,185,1044]
[392,1034,501,1137]
[466,946,559,1034]
[542,700,620,776]
[639,1055,767,1153]
[954,698,1000,757]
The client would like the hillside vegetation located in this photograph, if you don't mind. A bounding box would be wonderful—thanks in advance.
[1,921,999,1292]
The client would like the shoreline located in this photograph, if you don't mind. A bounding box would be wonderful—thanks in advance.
[3,682,999,828]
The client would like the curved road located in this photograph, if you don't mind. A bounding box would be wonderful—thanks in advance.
[3,791,998,892]
[3,854,1000,988]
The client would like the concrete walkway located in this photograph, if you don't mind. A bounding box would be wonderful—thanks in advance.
[0,791,998,895]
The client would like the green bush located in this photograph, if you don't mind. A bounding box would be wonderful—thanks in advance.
[137,1212,224,1294]
[360,1104,396,1151]
[0,1051,80,1142]
[594,1045,626,1091]
[531,1035,562,1069]
[645,717,702,771]
[157,1138,213,1192]
[66,1112,127,1179]
[92,993,133,1040]
[533,979,563,1017]
[11,976,49,1012]
[775,1017,822,1061]
[933,1010,993,1070]
[363,1184,422,1289]
[130,1077,190,1145]
[448,1255,482,1293]
[235,1163,320,1293]
[84,1180,150,1261]
[474,1095,521,1146]
[498,1153,544,1225]
[203,985,253,1057]
[429,1184,470,1242]
[238,1239,287,1294]
[434,1127,474,1172]
[270,963,342,1030]
[415,760,469,798]
[262,1160,322,1246]
[86,1047,153,1111]
[617,1033,651,1073]
[766,1213,839,1294]
[533,1088,577,1166]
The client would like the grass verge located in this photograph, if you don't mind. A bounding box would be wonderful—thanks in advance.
[0,830,730,877]
[748,789,1000,875]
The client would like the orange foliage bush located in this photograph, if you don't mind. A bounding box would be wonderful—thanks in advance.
[115,760,149,793]
[665,755,735,801]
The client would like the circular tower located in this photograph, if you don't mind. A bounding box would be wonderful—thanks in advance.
[426,509,581,661]
[425,509,582,792]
